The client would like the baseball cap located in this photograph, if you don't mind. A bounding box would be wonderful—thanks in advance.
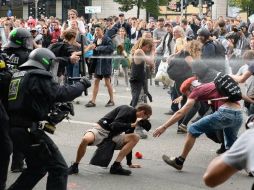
[180,77,200,94]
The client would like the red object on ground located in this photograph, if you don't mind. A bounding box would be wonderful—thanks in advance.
[135,151,143,159]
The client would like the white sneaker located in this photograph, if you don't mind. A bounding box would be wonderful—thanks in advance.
[126,87,130,91]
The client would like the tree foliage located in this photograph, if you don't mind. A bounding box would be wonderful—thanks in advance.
[229,0,254,16]
[113,0,168,18]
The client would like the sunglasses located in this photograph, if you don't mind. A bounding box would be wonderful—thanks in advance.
[43,27,47,29]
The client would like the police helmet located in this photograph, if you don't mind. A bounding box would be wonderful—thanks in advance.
[5,28,33,50]
[197,28,211,39]
[20,48,57,71]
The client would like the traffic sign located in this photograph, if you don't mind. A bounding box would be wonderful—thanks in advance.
[85,6,101,14]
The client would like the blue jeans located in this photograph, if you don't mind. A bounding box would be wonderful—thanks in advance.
[188,107,243,149]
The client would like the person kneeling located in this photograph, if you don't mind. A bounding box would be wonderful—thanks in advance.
[68,103,152,176]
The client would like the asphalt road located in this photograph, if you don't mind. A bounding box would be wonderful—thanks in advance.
[6,77,253,190]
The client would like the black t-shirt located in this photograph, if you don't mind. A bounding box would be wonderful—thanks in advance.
[97,105,136,136]
[129,60,146,83]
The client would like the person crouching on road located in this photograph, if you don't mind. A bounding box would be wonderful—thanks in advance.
[68,103,152,176]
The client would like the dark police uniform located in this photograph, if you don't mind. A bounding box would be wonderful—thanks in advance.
[0,54,13,190]
[7,48,90,190]
[3,28,33,172]
[3,48,30,67]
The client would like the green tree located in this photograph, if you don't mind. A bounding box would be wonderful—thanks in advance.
[113,0,168,18]
[229,0,254,16]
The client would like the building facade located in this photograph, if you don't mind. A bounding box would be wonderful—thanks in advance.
[0,0,227,21]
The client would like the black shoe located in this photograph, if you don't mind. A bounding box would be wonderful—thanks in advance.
[68,163,79,175]
[85,101,96,107]
[162,155,183,170]
[110,163,131,176]
[105,100,115,107]
[216,144,227,155]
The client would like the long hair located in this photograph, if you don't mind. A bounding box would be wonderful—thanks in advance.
[131,37,153,55]
[186,40,202,60]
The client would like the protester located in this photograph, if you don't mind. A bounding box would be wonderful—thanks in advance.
[85,26,115,107]
[153,76,247,171]
[68,103,152,176]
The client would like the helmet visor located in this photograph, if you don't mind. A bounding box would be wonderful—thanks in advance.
[24,36,34,50]
[49,59,59,82]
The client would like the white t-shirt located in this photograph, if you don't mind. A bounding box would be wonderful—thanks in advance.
[222,129,254,175]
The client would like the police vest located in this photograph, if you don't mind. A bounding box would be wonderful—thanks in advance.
[8,69,52,122]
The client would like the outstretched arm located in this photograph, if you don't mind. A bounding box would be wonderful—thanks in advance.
[230,71,252,83]
[153,98,195,137]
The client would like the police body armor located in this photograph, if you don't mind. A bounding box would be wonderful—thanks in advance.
[8,69,52,124]
[3,48,30,67]
[0,54,12,109]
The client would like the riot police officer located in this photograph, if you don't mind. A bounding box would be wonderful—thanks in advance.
[0,54,13,190]
[7,48,91,190]
[3,28,33,67]
[3,28,34,172]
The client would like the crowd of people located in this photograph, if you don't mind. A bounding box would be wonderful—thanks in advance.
[1,8,254,190]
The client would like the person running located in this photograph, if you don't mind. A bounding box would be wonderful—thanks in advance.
[153,76,246,171]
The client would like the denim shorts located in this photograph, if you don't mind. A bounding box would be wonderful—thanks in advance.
[188,106,243,148]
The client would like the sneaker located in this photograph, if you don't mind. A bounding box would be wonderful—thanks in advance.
[85,101,96,107]
[135,126,148,139]
[68,163,79,175]
[162,155,183,170]
[110,163,131,176]
[126,87,130,91]
[178,124,187,133]
[105,100,115,107]
[177,127,187,134]
[216,144,227,155]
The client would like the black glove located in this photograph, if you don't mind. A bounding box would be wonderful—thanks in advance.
[80,77,91,89]
[80,77,91,96]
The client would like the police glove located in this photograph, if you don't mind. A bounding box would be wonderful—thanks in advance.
[80,77,91,96]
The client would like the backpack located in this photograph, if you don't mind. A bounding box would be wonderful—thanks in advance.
[213,73,242,102]
[167,56,192,81]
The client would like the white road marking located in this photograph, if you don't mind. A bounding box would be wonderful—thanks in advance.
[63,119,97,126]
